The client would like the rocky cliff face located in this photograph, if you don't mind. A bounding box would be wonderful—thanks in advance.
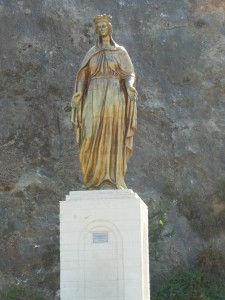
[1,0,225,298]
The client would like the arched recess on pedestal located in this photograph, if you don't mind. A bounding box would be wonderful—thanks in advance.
[78,219,124,300]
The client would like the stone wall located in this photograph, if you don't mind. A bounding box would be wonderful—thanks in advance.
[0,0,225,298]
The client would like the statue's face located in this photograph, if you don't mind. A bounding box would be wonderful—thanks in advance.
[97,21,109,37]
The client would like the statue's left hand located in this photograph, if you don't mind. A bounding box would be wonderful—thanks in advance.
[127,86,138,101]
[71,92,83,108]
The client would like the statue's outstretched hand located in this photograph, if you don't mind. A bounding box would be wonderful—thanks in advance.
[71,92,83,108]
[127,86,138,101]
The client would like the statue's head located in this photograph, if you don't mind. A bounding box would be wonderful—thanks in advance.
[93,14,113,39]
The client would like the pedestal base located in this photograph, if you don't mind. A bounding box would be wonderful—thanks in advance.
[60,189,150,300]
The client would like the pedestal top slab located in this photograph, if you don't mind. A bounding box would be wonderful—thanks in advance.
[64,189,141,202]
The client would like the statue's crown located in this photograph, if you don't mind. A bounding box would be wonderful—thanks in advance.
[93,14,112,24]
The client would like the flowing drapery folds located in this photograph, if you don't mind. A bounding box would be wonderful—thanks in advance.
[71,44,137,189]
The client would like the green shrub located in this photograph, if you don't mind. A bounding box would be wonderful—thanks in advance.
[195,247,225,282]
[177,192,225,239]
[148,198,174,261]
[161,180,176,198]
[152,270,225,300]
[177,192,202,220]
[0,284,48,300]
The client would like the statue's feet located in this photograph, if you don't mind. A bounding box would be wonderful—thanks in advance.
[83,180,128,190]
[99,181,116,190]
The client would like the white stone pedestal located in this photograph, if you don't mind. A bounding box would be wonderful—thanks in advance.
[60,189,150,300]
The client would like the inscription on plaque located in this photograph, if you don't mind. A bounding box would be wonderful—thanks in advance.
[93,232,108,243]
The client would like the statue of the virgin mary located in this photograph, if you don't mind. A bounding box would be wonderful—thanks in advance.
[71,14,137,189]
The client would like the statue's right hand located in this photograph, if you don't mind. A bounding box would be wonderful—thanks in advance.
[71,92,83,108]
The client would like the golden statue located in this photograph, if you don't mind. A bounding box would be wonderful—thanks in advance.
[71,14,137,189]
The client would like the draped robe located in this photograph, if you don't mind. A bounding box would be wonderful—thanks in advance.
[71,43,137,189]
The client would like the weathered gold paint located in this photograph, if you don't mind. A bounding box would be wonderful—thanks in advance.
[71,15,137,189]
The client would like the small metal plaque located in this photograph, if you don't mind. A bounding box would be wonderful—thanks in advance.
[93,232,108,243]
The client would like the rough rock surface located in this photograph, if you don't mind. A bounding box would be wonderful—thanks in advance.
[0,0,225,297]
